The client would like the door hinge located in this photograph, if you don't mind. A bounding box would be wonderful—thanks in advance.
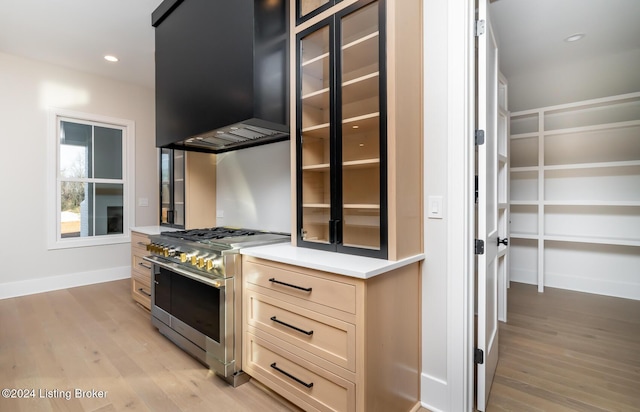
[475,129,485,145]
[475,348,484,364]
[475,20,485,36]
[475,239,485,255]
[475,175,479,204]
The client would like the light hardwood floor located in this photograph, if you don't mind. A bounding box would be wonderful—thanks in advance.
[1,280,638,411]
[0,279,300,412]
[486,282,640,412]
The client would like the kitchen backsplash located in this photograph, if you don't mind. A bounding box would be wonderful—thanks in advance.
[216,140,291,233]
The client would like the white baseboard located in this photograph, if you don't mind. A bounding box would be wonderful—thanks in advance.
[0,266,130,300]
[545,271,640,301]
[421,372,448,412]
[509,268,537,285]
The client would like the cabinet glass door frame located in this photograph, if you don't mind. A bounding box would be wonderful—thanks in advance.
[160,148,185,228]
[296,0,342,26]
[296,0,388,259]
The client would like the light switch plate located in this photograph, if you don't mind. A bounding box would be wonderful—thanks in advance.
[427,195,444,219]
[138,197,149,207]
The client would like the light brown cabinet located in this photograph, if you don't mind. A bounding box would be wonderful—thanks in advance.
[160,150,217,229]
[130,231,153,310]
[242,255,420,412]
[292,0,422,261]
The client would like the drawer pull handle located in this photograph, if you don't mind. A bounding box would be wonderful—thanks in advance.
[270,316,313,336]
[137,287,151,297]
[138,262,152,270]
[270,363,314,388]
[268,278,312,293]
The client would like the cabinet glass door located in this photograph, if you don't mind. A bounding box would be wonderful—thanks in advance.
[299,23,333,245]
[297,0,337,24]
[339,1,383,252]
[172,150,185,227]
[160,148,172,225]
[160,148,185,227]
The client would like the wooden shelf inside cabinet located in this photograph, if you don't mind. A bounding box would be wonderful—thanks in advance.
[302,123,330,136]
[302,51,330,69]
[342,32,379,77]
[342,113,379,131]
[342,72,379,103]
[302,163,330,171]
[301,87,330,109]
[343,204,380,209]
[343,159,379,168]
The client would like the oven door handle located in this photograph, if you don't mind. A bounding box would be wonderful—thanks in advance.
[143,256,226,289]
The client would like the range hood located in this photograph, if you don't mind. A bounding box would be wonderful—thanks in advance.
[152,0,289,154]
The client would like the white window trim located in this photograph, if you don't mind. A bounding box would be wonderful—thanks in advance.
[47,107,136,249]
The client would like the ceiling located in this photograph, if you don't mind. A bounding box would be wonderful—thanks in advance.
[0,0,163,89]
[490,0,640,78]
[0,0,638,89]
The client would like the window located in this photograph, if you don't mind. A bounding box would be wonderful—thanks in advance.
[48,108,135,249]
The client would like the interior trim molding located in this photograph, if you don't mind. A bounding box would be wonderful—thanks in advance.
[0,266,130,300]
[420,372,448,412]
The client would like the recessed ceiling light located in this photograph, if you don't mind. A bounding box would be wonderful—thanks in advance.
[104,55,119,62]
[564,33,585,42]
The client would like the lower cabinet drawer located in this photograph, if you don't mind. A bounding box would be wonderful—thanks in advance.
[131,275,151,310]
[244,331,355,412]
[243,260,357,315]
[246,290,355,372]
[132,253,152,278]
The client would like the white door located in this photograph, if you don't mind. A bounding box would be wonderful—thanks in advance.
[476,0,500,409]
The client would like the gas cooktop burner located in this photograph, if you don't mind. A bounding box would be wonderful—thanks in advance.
[161,227,260,242]
[146,226,290,277]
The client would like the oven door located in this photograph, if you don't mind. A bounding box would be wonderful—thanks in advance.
[144,256,235,377]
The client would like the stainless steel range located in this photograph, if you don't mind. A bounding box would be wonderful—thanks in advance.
[143,227,290,386]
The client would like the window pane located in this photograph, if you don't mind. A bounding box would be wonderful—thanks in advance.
[94,126,123,179]
[60,181,87,238]
[60,121,91,178]
[95,183,124,235]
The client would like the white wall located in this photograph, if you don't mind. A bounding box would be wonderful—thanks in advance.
[215,140,291,233]
[508,49,640,112]
[0,51,157,298]
[421,0,475,411]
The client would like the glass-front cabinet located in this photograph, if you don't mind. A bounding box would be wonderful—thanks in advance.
[297,0,339,24]
[160,148,185,228]
[297,0,386,258]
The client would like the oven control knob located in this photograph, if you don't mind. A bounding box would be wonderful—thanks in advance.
[191,255,198,266]
[197,257,205,269]
[163,247,169,257]
[205,259,214,271]
[180,253,187,263]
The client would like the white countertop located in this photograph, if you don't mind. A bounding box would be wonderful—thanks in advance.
[130,226,180,236]
[240,243,424,279]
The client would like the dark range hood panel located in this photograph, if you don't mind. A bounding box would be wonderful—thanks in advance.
[153,0,289,154]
